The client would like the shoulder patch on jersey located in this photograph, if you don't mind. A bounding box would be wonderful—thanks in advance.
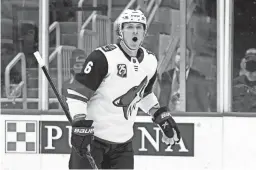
[101,44,117,52]
[117,64,127,78]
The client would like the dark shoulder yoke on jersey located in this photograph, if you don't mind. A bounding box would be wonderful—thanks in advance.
[63,50,108,102]
[101,44,117,52]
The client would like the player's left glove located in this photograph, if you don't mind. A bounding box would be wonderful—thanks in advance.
[152,107,181,146]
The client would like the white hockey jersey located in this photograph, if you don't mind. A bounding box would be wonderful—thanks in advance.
[64,44,158,143]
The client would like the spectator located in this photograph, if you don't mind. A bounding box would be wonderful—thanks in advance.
[67,48,87,83]
[159,47,211,112]
[19,22,38,68]
[233,48,256,112]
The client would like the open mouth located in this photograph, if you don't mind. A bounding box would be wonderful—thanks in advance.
[132,37,138,42]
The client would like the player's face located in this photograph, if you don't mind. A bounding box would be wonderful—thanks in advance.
[122,23,145,50]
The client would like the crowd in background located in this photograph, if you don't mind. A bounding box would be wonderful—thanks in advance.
[2,0,256,112]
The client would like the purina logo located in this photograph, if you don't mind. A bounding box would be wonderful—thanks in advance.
[40,121,194,156]
[5,120,37,153]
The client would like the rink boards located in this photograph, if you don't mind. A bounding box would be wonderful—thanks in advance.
[1,111,256,170]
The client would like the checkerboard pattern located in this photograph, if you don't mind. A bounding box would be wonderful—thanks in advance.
[5,120,37,153]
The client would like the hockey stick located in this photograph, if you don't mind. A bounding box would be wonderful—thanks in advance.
[33,51,98,170]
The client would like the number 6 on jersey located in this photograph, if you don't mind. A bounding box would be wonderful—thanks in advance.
[84,61,94,74]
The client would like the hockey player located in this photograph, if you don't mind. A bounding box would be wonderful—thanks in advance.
[63,9,181,169]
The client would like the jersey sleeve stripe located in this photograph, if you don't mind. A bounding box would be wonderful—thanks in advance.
[67,89,88,99]
[65,98,88,118]
[66,89,89,102]
[73,84,95,100]
[63,79,95,100]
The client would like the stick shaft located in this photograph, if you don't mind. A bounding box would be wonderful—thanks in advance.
[41,66,72,123]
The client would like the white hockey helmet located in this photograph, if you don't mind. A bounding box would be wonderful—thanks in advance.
[116,9,147,39]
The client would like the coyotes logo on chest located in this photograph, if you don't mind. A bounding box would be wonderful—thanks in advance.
[113,77,148,120]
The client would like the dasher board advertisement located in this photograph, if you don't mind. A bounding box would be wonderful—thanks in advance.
[40,121,194,156]
[1,114,223,170]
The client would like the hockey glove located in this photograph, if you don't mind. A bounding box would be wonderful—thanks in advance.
[71,114,94,157]
[152,107,181,146]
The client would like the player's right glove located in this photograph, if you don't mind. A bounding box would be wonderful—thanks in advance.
[71,114,94,157]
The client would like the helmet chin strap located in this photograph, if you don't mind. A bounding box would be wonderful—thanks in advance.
[120,40,139,57]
